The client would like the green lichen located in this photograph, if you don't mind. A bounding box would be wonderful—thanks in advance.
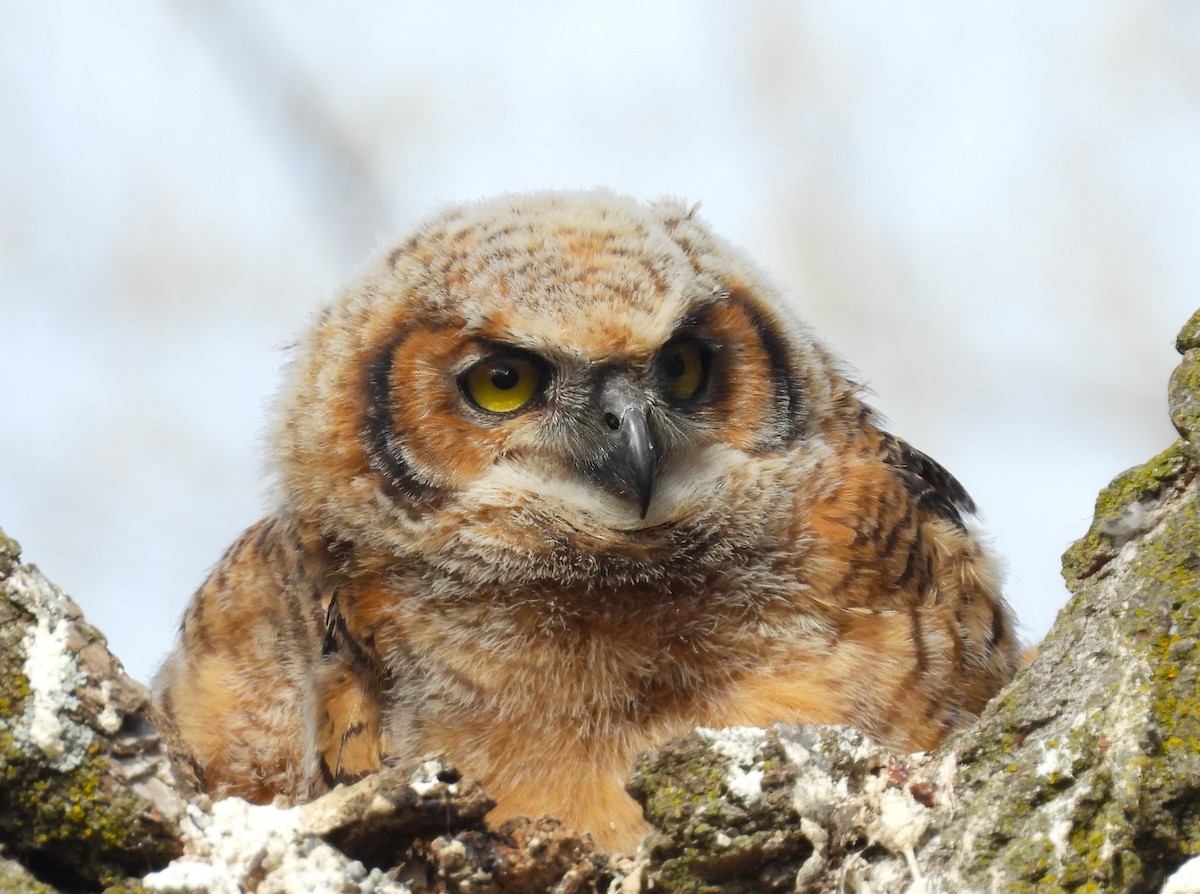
[1026,426,1200,889]
[0,586,178,889]
[0,658,31,722]
[634,751,727,830]
[630,734,810,893]
[0,589,34,723]
[633,751,745,892]
[1061,439,1191,590]
[944,420,1200,891]
[1118,507,1200,872]
[1176,309,1200,354]
[1,699,171,889]
[0,528,20,581]
[1170,354,1200,450]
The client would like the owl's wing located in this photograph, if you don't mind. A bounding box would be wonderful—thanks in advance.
[152,518,328,801]
[879,433,978,530]
[314,592,387,787]
[153,517,384,801]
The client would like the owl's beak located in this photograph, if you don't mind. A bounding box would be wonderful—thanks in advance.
[585,374,658,519]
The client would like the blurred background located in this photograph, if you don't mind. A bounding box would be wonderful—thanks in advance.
[2,1,1198,685]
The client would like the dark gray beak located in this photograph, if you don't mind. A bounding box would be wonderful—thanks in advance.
[581,374,658,518]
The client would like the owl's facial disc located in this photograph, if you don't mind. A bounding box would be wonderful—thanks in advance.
[577,371,658,519]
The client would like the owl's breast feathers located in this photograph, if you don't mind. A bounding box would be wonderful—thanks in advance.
[154,189,1019,853]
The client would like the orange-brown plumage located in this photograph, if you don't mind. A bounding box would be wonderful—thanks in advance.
[155,189,1018,851]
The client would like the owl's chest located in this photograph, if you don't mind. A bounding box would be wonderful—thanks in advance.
[342,576,806,850]
[357,576,761,729]
[398,600,740,842]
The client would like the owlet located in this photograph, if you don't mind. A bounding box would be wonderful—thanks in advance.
[154,189,1018,852]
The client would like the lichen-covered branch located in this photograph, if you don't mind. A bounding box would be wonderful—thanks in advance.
[0,530,188,890]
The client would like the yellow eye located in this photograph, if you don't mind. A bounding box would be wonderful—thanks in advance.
[659,339,708,401]
[463,355,542,414]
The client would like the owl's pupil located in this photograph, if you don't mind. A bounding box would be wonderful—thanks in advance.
[491,367,519,390]
[664,354,685,378]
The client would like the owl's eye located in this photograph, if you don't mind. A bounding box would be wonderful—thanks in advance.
[658,339,709,402]
[462,353,543,414]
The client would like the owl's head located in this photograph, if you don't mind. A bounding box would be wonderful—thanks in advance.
[274,190,860,585]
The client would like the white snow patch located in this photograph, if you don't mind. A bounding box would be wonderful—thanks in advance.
[1034,742,1068,779]
[726,765,765,803]
[870,787,929,854]
[7,567,94,770]
[96,678,123,735]
[1163,855,1200,894]
[1046,814,1073,860]
[697,726,768,765]
[1039,780,1093,862]
[867,787,930,891]
[697,727,769,805]
[21,613,78,761]
[144,799,409,894]
[409,758,457,797]
[780,727,879,827]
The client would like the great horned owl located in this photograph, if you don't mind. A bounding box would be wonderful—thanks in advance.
[154,189,1018,851]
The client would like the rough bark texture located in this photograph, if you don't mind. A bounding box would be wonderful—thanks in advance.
[3,310,1200,892]
[0,529,188,892]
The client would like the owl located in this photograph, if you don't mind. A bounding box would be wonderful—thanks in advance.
[154,189,1018,852]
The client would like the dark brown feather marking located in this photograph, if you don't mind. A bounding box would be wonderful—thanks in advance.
[363,334,441,501]
[892,530,926,592]
[724,291,805,450]
[322,593,378,676]
[881,434,977,529]
[989,601,1008,649]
